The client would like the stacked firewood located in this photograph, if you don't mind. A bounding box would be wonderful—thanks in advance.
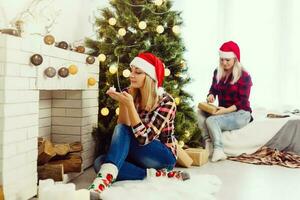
[37,137,83,181]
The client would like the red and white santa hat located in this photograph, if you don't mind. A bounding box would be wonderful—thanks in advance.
[219,41,240,62]
[130,52,165,95]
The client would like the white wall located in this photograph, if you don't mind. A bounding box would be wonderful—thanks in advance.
[0,0,108,42]
[179,0,300,110]
[2,0,300,110]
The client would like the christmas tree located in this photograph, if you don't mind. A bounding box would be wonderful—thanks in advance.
[86,0,201,154]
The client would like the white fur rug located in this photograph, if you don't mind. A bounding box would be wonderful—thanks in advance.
[100,174,221,200]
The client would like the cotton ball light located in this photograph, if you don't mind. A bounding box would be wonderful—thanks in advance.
[138,21,147,29]
[101,107,109,116]
[115,107,120,115]
[109,65,118,74]
[156,25,164,34]
[108,17,117,26]
[118,28,126,36]
[154,0,163,6]
[123,69,131,78]
[164,68,170,76]
[98,54,106,62]
[172,25,180,34]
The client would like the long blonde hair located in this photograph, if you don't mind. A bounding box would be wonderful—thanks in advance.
[129,75,158,111]
[217,58,243,84]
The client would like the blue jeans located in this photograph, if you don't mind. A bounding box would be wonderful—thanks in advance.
[198,110,251,149]
[94,124,176,181]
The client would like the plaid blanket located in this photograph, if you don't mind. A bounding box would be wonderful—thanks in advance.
[228,146,300,168]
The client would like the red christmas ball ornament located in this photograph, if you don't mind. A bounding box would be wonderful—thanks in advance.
[156,171,162,177]
[167,171,175,178]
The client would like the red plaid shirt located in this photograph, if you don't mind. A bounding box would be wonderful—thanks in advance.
[209,69,252,112]
[132,92,177,157]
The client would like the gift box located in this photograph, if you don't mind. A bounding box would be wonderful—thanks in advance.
[198,102,218,114]
[176,146,193,168]
[185,148,209,166]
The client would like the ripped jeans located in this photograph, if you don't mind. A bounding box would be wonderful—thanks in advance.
[94,124,176,181]
[197,109,251,149]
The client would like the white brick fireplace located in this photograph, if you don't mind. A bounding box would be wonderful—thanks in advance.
[0,34,99,199]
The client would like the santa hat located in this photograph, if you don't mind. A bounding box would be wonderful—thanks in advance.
[130,52,165,95]
[219,41,240,62]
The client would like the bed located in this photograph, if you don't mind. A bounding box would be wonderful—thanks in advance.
[222,108,300,156]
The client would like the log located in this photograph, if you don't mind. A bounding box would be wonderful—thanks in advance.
[0,185,4,200]
[54,144,70,156]
[70,142,83,152]
[48,154,82,173]
[37,164,64,182]
[38,139,56,165]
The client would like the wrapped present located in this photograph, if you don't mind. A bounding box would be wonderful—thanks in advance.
[185,148,209,166]
[198,102,218,114]
[176,146,193,168]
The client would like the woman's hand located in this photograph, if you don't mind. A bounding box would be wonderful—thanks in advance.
[119,91,134,107]
[213,106,228,115]
[206,94,215,103]
[106,89,122,102]
[106,90,134,107]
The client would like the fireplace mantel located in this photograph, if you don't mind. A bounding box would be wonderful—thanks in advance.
[0,34,99,199]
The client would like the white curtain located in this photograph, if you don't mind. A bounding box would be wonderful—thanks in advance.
[178,0,300,110]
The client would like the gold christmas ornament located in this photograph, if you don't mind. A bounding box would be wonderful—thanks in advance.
[118,28,126,36]
[68,65,78,75]
[57,41,68,49]
[108,17,117,26]
[75,46,85,53]
[115,107,120,115]
[109,65,118,74]
[180,60,186,67]
[156,25,164,34]
[43,35,55,45]
[172,25,180,34]
[175,97,181,105]
[88,77,96,86]
[184,130,190,138]
[122,69,131,78]
[58,67,69,78]
[86,55,95,64]
[178,140,184,148]
[154,0,163,6]
[138,21,147,30]
[98,54,106,62]
[101,107,109,116]
[44,67,56,78]
[30,54,43,66]
[164,68,170,76]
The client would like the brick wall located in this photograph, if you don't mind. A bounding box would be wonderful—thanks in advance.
[0,34,99,200]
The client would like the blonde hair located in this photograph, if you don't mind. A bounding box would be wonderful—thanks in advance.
[217,58,243,84]
[129,75,158,111]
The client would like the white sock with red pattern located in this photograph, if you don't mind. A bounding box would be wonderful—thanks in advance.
[88,163,118,194]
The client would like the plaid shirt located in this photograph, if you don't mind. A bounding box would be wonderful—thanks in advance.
[209,69,252,112]
[132,92,177,157]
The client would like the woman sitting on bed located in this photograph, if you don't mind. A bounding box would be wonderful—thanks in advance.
[198,41,253,162]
